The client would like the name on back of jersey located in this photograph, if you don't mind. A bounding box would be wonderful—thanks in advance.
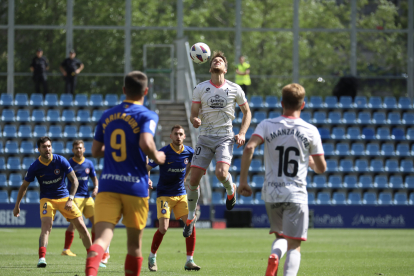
[266,128,310,148]
[102,112,140,134]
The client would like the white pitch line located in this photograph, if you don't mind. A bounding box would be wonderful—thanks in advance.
[0,229,14,232]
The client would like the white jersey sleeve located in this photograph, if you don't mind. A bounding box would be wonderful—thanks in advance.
[192,85,202,103]
[236,85,248,106]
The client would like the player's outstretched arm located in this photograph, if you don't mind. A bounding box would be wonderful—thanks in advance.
[235,103,252,147]
[309,155,327,174]
[238,136,262,196]
[13,180,30,217]
[66,171,79,210]
[190,102,201,128]
[140,132,166,165]
[91,139,105,158]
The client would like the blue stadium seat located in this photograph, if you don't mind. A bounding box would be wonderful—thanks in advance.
[79,125,94,139]
[327,111,341,124]
[62,110,76,122]
[306,175,311,186]
[388,112,401,124]
[46,109,61,122]
[327,175,342,188]
[309,96,324,108]
[22,157,35,170]
[96,158,104,170]
[347,193,362,205]
[381,143,395,156]
[255,192,263,204]
[10,190,23,203]
[326,159,338,172]
[374,175,388,188]
[249,96,264,108]
[252,111,266,124]
[77,110,91,123]
[233,143,243,156]
[383,96,397,109]
[376,127,391,140]
[399,97,412,109]
[149,191,157,204]
[372,112,386,125]
[357,112,372,124]
[255,144,264,156]
[400,159,413,173]
[0,157,5,170]
[8,173,22,187]
[363,192,377,205]
[350,143,364,155]
[53,141,66,155]
[316,192,331,204]
[342,112,356,124]
[331,127,345,139]
[0,174,6,188]
[92,110,104,122]
[251,175,264,188]
[3,125,17,138]
[402,113,414,125]
[323,143,334,156]
[212,192,224,205]
[1,109,15,122]
[18,125,32,138]
[44,94,58,106]
[265,96,279,109]
[268,111,281,118]
[0,93,14,106]
[14,93,29,106]
[392,128,406,140]
[308,193,316,205]
[31,109,45,122]
[354,159,369,172]
[319,128,330,139]
[370,159,384,172]
[332,192,347,205]
[378,192,392,205]
[83,142,93,155]
[339,96,354,109]
[33,125,47,138]
[211,178,221,188]
[313,176,327,188]
[0,191,9,203]
[119,94,126,103]
[59,94,73,107]
[0,141,3,154]
[89,94,104,107]
[394,193,408,205]
[30,93,43,106]
[234,112,243,124]
[406,176,414,189]
[231,159,241,172]
[20,141,34,154]
[5,141,19,154]
[359,175,374,188]
[339,159,353,172]
[64,125,78,139]
[7,157,21,170]
[48,125,62,138]
[365,143,380,156]
[396,143,410,157]
[26,191,40,203]
[325,96,338,108]
[343,175,358,188]
[300,111,311,123]
[74,94,89,107]
[245,127,255,139]
[369,96,383,109]
[105,94,119,107]
[241,194,254,204]
[149,174,160,187]
[410,193,414,205]
[16,109,31,122]
[312,112,327,124]
[347,127,361,140]
[336,143,349,156]
[389,176,404,189]
[250,160,263,172]
[354,96,368,109]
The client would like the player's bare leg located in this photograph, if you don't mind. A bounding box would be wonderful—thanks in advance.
[265,234,287,276]
[283,239,301,276]
[215,162,236,210]
[71,216,92,249]
[148,218,169,271]
[125,227,144,275]
[185,168,203,237]
[180,214,200,271]
[85,221,114,275]
[38,217,53,267]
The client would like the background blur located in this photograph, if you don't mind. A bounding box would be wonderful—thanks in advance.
[0,0,413,99]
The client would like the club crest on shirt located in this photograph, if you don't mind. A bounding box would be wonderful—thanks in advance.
[161,209,167,214]
[85,168,90,174]
[42,210,47,214]
[54,169,60,175]
[184,158,189,164]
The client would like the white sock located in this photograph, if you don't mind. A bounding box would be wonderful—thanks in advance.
[220,174,234,195]
[149,252,156,258]
[39,257,45,261]
[186,255,193,262]
[105,245,110,253]
[271,238,287,260]
[284,250,301,276]
[187,185,200,219]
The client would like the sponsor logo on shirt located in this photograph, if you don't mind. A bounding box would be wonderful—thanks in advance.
[54,169,60,175]
[207,94,227,108]
[205,87,211,93]
[43,176,63,185]
[168,168,186,173]
[149,120,157,133]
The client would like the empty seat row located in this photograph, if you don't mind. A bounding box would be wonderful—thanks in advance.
[1,125,95,139]
[310,191,414,205]
[0,190,40,204]
[0,93,124,107]
[325,158,413,173]
[212,191,262,205]
[1,109,104,123]
[318,127,414,140]
[323,142,414,157]
[309,174,414,189]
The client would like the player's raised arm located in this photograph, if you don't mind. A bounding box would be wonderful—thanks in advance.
[140,132,166,165]
[190,102,201,128]
[235,102,252,147]
[13,180,31,217]
[91,139,105,158]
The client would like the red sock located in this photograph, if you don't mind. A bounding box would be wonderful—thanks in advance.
[39,246,46,259]
[64,231,75,250]
[150,230,165,254]
[92,232,96,243]
[186,226,196,256]
[124,254,143,275]
[85,244,104,276]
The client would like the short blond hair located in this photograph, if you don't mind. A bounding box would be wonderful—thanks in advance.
[281,83,306,110]
[209,51,228,69]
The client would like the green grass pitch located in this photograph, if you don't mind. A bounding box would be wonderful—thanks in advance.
[0,228,413,275]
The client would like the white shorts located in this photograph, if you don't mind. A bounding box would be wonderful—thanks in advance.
[191,135,234,171]
[265,202,308,241]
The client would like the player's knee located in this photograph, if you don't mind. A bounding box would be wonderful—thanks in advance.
[159,227,168,235]
[215,170,226,180]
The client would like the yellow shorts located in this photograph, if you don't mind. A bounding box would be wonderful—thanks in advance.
[40,197,82,221]
[74,197,95,218]
[156,195,188,220]
[94,192,149,230]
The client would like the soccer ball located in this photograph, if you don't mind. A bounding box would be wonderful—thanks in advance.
[190,42,211,64]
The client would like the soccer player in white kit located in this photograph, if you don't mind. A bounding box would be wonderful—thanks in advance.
[184,51,252,237]
[238,83,326,276]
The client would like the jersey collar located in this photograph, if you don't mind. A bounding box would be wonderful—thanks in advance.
[72,157,85,165]
[170,143,184,154]
[282,115,300,119]
[209,79,226,89]
[123,100,143,105]
[38,154,53,166]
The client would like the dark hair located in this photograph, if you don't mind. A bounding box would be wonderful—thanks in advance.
[124,71,148,97]
[281,83,306,110]
[171,125,185,133]
[72,140,84,148]
[209,51,228,69]
[37,136,52,148]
